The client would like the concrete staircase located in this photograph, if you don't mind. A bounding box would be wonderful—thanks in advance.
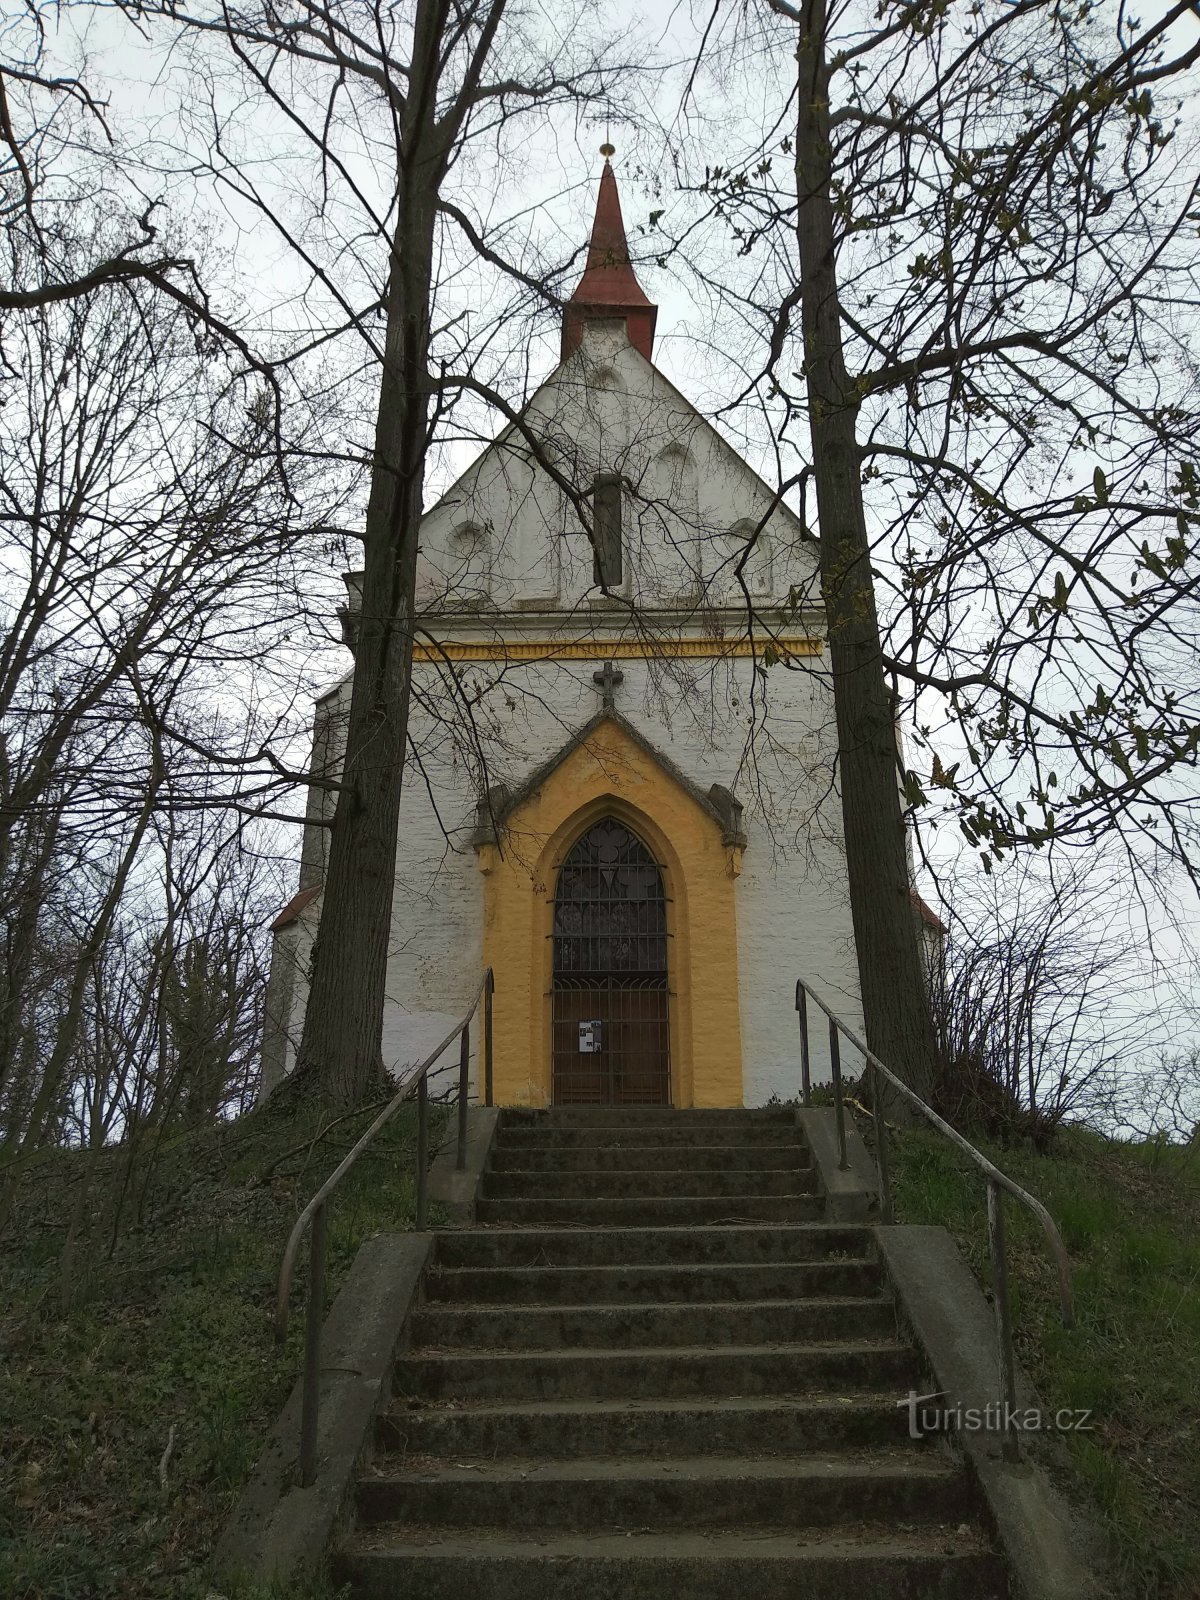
[337,1106,1009,1598]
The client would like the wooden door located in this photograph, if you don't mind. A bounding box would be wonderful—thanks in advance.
[551,818,671,1106]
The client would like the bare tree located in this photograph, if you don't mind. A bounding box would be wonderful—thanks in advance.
[658,0,1200,1096]
[112,0,658,1107]
[0,0,275,361]
[927,851,1166,1141]
[1093,1048,1200,1154]
[0,202,341,1218]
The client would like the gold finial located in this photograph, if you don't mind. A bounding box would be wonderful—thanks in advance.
[600,142,615,159]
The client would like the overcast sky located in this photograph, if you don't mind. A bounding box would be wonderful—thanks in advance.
[19,0,1200,1117]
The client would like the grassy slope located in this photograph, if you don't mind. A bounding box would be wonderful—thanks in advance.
[1,1101,442,1600]
[886,1123,1200,1600]
[6,1105,1196,1599]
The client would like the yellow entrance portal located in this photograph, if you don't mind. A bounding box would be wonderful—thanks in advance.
[476,713,744,1108]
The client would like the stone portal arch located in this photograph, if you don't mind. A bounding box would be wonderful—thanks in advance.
[476,714,743,1108]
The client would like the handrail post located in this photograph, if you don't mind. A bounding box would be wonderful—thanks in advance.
[456,1018,470,1171]
[828,1017,849,1171]
[872,1062,893,1224]
[299,1199,327,1488]
[796,982,812,1109]
[484,970,494,1108]
[987,1178,1021,1463]
[416,1073,429,1231]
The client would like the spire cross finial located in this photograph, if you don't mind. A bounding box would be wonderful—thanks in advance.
[593,659,624,709]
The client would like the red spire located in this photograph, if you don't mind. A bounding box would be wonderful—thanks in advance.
[561,153,658,364]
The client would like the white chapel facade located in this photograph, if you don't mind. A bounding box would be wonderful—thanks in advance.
[262,157,871,1108]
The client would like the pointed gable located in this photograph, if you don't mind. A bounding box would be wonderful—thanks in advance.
[403,157,818,618]
[471,709,747,854]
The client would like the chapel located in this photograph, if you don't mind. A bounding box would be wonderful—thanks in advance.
[261,154,878,1108]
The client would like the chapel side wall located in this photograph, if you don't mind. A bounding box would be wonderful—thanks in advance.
[259,925,297,1101]
[263,677,345,1091]
[271,665,485,1092]
[274,913,316,1081]
[299,683,344,891]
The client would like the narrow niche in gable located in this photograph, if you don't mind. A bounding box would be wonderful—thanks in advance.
[722,519,774,602]
[512,436,563,605]
[447,520,493,610]
[641,443,701,601]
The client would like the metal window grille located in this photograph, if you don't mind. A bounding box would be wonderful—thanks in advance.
[551,818,671,1105]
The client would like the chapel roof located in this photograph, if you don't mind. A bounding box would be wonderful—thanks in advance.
[910,888,948,935]
[270,883,321,930]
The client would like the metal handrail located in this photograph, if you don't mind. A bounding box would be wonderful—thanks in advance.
[795,975,1074,1463]
[275,966,494,1487]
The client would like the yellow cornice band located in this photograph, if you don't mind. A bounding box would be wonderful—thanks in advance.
[413,636,823,664]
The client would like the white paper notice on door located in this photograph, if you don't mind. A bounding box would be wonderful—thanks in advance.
[578,1020,602,1053]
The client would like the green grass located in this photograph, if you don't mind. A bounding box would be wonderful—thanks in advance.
[884,1121,1200,1599]
[7,1099,1195,1598]
[0,1099,446,1600]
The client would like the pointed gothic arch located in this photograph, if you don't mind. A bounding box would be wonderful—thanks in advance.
[445,519,493,608]
[640,443,701,600]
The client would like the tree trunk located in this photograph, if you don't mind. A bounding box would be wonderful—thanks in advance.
[287,4,450,1110]
[794,0,937,1101]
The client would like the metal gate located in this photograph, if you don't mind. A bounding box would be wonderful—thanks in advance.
[551,818,671,1106]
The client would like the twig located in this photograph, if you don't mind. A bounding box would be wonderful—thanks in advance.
[158,1424,176,1491]
[845,1093,901,1133]
[249,1096,393,1188]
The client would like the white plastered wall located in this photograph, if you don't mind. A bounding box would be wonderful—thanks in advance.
[267,320,867,1102]
[389,653,864,1103]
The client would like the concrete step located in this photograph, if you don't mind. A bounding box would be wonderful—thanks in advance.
[488,1142,812,1172]
[422,1258,882,1305]
[411,1296,897,1351]
[338,1527,1009,1600]
[502,1108,798,1126]
[475,1195,825,1226]
[355,1450,972,1532]
[497,1123,803,1148]
[433,1224,874,1269]
[395,1340,923,1402]
[481,1167,820,1200]
[376,1393,923,1458]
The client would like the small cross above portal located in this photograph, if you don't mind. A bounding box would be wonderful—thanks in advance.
[593,659,624,710]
